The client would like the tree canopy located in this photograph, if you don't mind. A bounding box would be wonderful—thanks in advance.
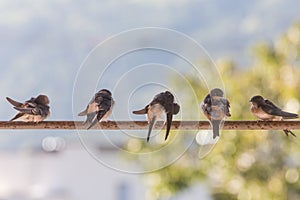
[127,22,300,200]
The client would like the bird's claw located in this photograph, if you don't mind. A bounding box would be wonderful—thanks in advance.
[283,129,296,137]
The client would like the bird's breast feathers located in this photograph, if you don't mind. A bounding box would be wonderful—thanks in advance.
[100,105,114,122]
[22,114,48,122]
[87,102,99,114]
[251,105,282,120]
[210,105,227,120]
[147,104,165,121]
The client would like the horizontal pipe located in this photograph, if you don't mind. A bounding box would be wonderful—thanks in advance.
[0,121,299,130]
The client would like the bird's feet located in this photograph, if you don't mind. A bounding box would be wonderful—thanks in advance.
[283,129,296,137]
[256,119,264,123]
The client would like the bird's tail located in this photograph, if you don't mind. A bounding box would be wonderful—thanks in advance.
[280,111,298,119]
[165,113,173,141]
[132,108,147,115]
[212,120,220,139]
[83,112,96,125]
[6,97,22,107]
[147,116,156,142]
[87,110,107,130]
[9,113,24,121]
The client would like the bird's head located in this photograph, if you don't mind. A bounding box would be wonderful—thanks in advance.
[99,89,112,96]
[210,88,224,97]
[164,91,174,102]
[36,95,50,105]
[250,95,265,104]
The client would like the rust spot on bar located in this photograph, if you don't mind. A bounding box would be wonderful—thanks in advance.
[0,121,298,131]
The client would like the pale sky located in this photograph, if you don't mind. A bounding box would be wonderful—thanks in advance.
[0,0,299,148]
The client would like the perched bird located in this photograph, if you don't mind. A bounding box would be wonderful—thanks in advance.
[78,89,114,129]
[132,91,180,142]
[201,88,231,139]
[6,94,50,122]
[250,95,298,137]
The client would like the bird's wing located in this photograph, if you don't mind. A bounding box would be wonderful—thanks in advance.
[25,97,36,104]
[87,110,106,129]
[203,94,211,105]
[13,106,40,115]
[165,112,173,141]
[202,94,212,115]
[262,99,284,116]
[220,98,230,108]
[82,112,97,125]
[173,103,180,115]
[264,99,298,118]
[220,98,231,117]
[13,102,49,117]
[6,97,23,107]
[150,92,167,106]
[132,105,149,114]
[26,102,37,108]
[87,117,99,129]
[38,105,50,117]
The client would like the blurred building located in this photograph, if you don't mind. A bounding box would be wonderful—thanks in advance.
[0,136,211,200]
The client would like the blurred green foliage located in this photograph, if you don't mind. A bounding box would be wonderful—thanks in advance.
[139,22,300,200]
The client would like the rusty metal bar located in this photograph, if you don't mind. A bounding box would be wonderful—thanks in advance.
[0,121,299,130]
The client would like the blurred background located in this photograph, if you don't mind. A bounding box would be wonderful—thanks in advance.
[1,0,300,200]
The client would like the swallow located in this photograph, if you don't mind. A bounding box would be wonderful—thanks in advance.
[78,89,114,129]
[6,94,50,122]
[250,95,298,137]
[201,88,231,139]
[132,91,180,142]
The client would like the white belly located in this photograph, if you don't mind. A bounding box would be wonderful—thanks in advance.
[87,102,99,114]
[100,107,113,122]
[251,106,282,121]
[147,104,165,122]
[22,114,47,122]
